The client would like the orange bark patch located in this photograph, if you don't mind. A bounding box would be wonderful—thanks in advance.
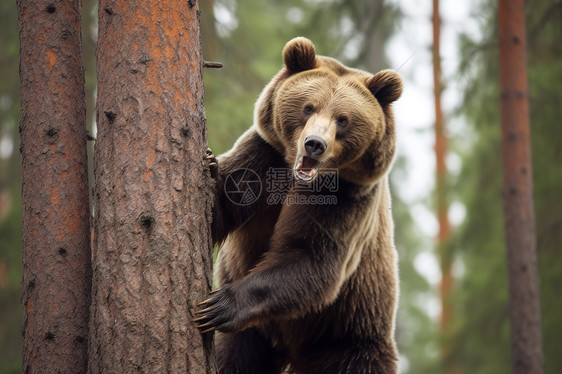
[163,43,173,61]
[146,147,156,169]
[47,50,57,68]
[174,88,182,104]
[67,215,82,237]
[50,186,60,205]
[142,169,153,183]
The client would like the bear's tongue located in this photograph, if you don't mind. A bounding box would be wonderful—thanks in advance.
[295,156,320,181]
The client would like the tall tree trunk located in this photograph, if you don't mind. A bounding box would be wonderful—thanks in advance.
[432,0,455,371]
[88,0,216,372]
[498,1,544,373]
[18,0,91,372]
[431,0,451,344]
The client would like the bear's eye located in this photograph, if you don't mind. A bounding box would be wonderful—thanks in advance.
[303,104,314,116]
[337,115,349,128]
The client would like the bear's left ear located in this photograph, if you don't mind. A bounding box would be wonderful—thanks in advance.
[366,69,403,105]
[283,37,317,74]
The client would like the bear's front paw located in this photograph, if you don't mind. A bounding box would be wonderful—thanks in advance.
[194,286,245,334]
[206,148,219,179]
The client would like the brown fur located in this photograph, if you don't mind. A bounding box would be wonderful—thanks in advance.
[196,37,403,374]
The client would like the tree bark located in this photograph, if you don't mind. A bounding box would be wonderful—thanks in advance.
[498,1,544,373]
[88,0,216,372]
[18,0,91,372]
[432,0,454,370]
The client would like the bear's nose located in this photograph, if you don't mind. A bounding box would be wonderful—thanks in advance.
[304,135,327,157]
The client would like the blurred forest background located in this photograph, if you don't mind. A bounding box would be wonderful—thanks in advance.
[1,0,561,373]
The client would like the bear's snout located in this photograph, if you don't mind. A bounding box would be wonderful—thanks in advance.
[304,135,327,157]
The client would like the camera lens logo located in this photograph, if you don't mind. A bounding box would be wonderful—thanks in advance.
[224,168,262,206]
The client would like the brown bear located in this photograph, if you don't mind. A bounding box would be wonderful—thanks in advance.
[196,37,403,374]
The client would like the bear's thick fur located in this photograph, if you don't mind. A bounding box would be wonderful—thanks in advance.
[196,37,403,374]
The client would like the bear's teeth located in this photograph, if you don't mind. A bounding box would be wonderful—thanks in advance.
[297,168,316,180]
[294,156,320,181]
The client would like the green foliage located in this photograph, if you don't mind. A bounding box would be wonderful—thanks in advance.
[391,160,439,373]
[0,198,22,374]
[0,0,22,371]
[451,0,562,372]
[528,4,562,371]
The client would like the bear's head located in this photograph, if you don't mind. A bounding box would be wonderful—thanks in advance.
[255,37,402,186]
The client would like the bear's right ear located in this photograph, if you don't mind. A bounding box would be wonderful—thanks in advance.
[366,69,403,106]
[283,37,317,74]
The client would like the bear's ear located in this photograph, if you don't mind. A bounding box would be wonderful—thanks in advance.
[366,69,403,105]
[283,37,317,74]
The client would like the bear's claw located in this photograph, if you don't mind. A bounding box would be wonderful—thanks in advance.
[194,286,241,334]
[206,148,218,179]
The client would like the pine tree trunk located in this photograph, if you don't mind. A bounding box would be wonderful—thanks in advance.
[498,1,544,373]
[18,0,91,372]
[88,0,216,372]
[432,0,455,370]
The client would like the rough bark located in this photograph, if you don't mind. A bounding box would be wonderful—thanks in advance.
[432,0,454,369]
[18,0,91,372]
[88,0,216,372]
[498,1,544,373]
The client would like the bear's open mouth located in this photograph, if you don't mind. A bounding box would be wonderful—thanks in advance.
[294,155,322,182]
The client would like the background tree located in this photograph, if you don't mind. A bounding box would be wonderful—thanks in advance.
[87,0,216,372]
[18,0,91,372]
[451,0,561,372]
[498,0,543,372]
[431,1,456,371]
